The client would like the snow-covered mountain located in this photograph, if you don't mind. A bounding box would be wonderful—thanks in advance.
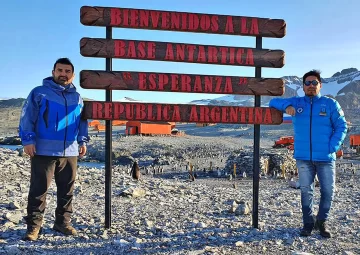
[191,95,255,106]
[190,68,360,109]
[3,69,359,111]
[114,97,139,102]
[284,68,360,98]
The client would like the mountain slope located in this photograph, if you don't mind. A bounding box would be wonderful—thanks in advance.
[0,98,25,108]
[190,68,360,109]
[1,68,359,111]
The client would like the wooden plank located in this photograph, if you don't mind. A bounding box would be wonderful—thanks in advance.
[82,101,283,125]
[80,38,285,68]
[80,6,286,38]
[80,70,285,96]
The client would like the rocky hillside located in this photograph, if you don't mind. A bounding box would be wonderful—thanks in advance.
[0,99,24,135]
[0,108,21,136]
[0,68,359,132]
[274,68,360,108]
[0,98,25,108]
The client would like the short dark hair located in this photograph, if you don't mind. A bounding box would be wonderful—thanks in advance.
[303,69,321,84]
[53,58,74,73]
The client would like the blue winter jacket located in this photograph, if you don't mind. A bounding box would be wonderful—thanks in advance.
[269,93,347,161]
[19,77,89,157]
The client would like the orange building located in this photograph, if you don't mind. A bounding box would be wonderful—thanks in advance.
[93,124,105,131]
[112,120,127,126]
[350,134,360,152]
[88,120,100,127]
[125,121,176,135]
[89,119,127,132]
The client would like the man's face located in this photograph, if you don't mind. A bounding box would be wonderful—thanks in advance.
[303,75,322,96]
[52,63,75,86]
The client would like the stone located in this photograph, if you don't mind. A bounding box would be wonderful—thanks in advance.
[235,201,251,215]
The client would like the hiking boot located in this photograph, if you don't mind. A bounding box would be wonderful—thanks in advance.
[316,220,332,238]
[53,223,78,236]
[300,223,314,237]
[23,226,42,241]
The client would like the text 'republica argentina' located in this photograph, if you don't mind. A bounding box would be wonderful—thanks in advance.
[88,102,281,124]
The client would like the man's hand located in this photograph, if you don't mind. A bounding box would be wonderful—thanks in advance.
[24,144,36,157]
[79,145,87,157]
[285,106,296,116]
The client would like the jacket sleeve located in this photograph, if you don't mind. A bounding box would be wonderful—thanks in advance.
[269,97,296,112]
[18,89,40,146]
[77,97,90,146]
[329,101,347,153]
[77,119,89,146]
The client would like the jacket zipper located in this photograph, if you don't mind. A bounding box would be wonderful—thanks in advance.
[62,92,68,157]
[43,100,49,128]
[310,98,313,161]
[55,113,59,131]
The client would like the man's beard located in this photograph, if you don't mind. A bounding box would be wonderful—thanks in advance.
[305,90,317,96]
[55,76,69,85]
[304,89,317,96]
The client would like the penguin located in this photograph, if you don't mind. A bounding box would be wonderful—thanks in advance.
[131,161,141,180]
[189,172,195,182]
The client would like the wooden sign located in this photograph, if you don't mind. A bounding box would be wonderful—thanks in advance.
[82,101,283,125]
[80,6,286,38]
[80,70,285,96]
[79,5,287,230]
[80,38,285,68]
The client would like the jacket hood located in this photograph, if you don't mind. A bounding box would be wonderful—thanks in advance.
[43,77,77,93]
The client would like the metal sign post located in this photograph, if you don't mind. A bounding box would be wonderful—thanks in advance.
[252,36,262,228]
[105,26,113,228]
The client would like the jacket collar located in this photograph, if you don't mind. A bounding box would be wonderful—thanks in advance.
[42,77,76,93]
[304,92,321,102]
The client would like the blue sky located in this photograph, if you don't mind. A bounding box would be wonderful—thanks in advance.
[1,0,359,103]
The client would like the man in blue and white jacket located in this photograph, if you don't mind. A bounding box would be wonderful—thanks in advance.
[269,70,347,238]
[19,58,89,241]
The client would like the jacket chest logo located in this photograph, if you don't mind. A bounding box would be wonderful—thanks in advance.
[319,105,327,116]
[297,107,303,114]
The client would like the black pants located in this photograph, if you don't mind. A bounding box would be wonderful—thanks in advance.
[26,155,77,228]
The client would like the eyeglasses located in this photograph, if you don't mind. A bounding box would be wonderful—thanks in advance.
[304,80,319,86]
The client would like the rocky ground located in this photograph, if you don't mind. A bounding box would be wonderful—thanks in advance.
[0,123,360,255]
[0,107,20,137]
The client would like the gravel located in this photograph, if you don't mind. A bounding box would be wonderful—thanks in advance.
[0,123,359,255]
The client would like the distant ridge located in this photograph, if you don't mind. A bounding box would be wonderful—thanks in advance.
[0,98,26,108]
[2,68,359,109]
[189,68,360,109]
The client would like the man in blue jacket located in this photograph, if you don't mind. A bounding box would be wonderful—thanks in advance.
[19,58,89,241]
[269,70,347,238]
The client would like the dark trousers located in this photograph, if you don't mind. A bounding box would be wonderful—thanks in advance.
[26,155,77,228]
